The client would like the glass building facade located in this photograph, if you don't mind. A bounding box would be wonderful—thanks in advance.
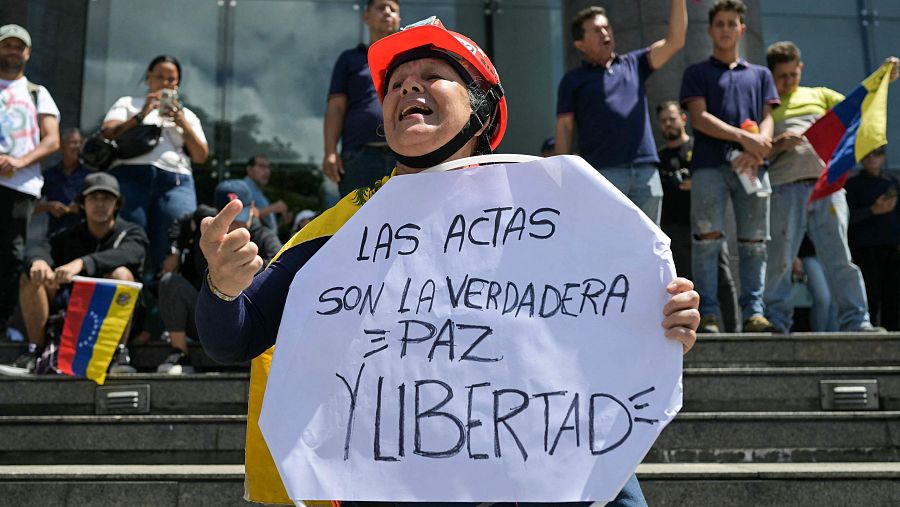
[760,0,899,153]
[78,0,565,173]
[8,0,898,178]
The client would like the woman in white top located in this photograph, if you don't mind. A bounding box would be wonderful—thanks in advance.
[101,55,208,276]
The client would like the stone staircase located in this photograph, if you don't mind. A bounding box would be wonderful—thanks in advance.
[0,334,898,506]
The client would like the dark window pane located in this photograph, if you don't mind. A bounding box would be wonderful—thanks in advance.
[229,0,361,165]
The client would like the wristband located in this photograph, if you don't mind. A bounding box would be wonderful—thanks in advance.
[207,272,239,302]
[133,112,144,124]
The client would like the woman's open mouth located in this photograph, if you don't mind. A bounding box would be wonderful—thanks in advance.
[399,104,434,121]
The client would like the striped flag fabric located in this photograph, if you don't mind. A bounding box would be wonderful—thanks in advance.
[57,276,142,385]
[806,61,892,202]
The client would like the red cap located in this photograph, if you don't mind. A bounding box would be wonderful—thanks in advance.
[368,17,508,151]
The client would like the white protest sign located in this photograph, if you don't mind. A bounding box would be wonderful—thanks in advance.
[259,155,681,503]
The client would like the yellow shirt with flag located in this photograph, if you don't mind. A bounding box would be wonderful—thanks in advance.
[769,86,844,186]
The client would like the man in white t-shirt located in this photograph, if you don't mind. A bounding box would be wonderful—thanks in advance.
[0,24,60,337]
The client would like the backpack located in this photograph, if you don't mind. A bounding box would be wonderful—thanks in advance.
[33,341,59,375]
[33,310,66,375]
[25,80,40,109]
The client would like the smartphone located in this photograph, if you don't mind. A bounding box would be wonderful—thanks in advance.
[159,89,177,112]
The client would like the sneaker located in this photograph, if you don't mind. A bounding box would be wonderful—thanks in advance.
[108,344,137,374]
[856,323,888,333]
[697,315,721,334]
[157,348,195,375]
[0,344,41,375]
[743,315,777,333]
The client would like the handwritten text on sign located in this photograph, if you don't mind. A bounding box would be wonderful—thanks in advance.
[259,156,682,503]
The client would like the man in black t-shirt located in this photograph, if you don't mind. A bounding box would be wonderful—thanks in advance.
[657,101,739,331]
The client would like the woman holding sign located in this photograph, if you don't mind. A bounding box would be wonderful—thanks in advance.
[196,17,699,507]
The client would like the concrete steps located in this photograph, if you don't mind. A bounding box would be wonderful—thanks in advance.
[682,366,900,411]
[1,463,898,507]
[649,411,900,463]
[3,332,900,370]
[0,342,247,373]
[0,415,246,465]
[688,332,900,367]
[0,465,251,507]
[3,365,897,415]
[1,332,898,505]
[0,373,249,415]
[638,462,900,506]
[2,411,897,465]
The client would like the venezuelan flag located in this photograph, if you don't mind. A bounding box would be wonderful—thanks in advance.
[807,61,892,202]
[57,276,142,385]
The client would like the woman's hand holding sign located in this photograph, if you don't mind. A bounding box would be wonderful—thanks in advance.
[662,277,700,354]
[200,199,263,298]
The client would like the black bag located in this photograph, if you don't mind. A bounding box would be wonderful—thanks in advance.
[115,124,162,159]
[81,124,162,171]
[33,341,59,375]
[81,132,117,171]
[34,310,66,375]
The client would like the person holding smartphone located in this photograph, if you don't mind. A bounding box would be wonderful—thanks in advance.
[101,54,208,278]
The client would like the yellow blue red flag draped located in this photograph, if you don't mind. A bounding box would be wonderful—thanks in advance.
[806,61,892,202]
[57,276,142,385]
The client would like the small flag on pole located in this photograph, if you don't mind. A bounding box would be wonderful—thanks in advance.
[57,276,142,385]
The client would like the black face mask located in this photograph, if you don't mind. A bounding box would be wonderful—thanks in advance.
[383,46,503,169]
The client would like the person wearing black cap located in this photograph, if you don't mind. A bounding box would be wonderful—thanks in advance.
[7,173,148,374]
[156,179,281,374]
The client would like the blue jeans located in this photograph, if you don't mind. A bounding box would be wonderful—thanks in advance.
[764,182,871,331]
[339,145,396,197]
[597,165,663,225]
[691,166,770,319]
[0,186,35,324]
[802,256,839,332]
[109,164,197,277]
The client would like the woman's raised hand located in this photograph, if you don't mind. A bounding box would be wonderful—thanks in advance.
[200,200,264,298]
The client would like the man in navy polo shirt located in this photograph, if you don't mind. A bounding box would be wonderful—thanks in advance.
[323,0,400,197]
[680,0,779,333]
[35,128,90,237]
[555,1,687,225]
